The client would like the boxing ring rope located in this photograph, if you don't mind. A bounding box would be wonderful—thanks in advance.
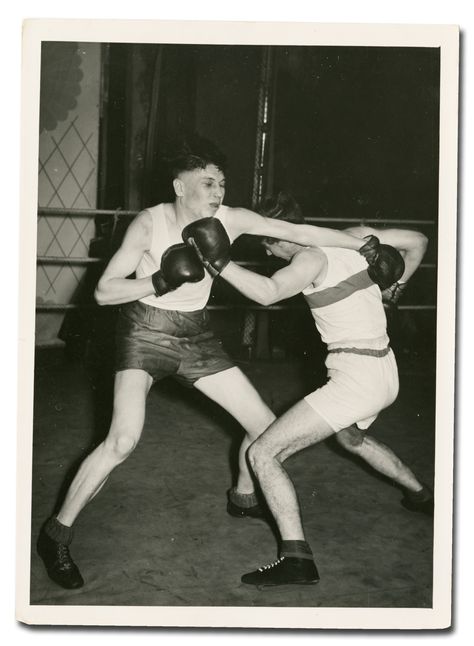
[36,206,437,310]
[36,303,435,312]
[36,256,436,270]
[36,206,436,358]
[38,207,437,226]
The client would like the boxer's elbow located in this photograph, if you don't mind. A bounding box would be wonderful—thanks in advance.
[404,231,428,260]
[259,284,281,306]
[94,277,112,306]
[417,232,429,254]
[259,294,275,307]
[94,286,106,306]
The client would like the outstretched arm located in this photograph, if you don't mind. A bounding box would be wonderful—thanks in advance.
[221,249,326,307]
[344,225,428,282]
[225,207,366,251]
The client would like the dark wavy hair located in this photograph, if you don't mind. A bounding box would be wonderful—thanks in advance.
[257,191,305,224]
[165,133,227,178]
[257,191,305,246]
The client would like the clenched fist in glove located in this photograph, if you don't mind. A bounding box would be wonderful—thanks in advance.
[381,281,408,308]
[182,217,231,278]
[359,235,405,291]
[151,243,205,297]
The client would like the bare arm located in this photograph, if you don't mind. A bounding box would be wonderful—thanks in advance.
[225,207,365,250]
[94,211,155,305]
[343,225,428,282]
[220,249,326,306]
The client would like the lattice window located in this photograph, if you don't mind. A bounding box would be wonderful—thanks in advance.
[37,43,100,304]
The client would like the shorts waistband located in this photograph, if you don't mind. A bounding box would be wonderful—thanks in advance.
[119,300,209,337]
[328,346,391,358]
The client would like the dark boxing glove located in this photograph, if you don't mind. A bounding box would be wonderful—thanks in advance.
[359,235,405,290]
[151,243,205,297]
[182,217,231,277]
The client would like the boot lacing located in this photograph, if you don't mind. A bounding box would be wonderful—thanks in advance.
[57,544,73,570]
[258,556,285,572]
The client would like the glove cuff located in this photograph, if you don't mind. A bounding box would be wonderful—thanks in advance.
[212,256,230,275]
[392,281,408,299]
[359,235,380,265]
[382,280,408,307]
[151,270,170,297]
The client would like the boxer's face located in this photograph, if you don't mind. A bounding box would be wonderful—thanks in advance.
[174,164,226,219]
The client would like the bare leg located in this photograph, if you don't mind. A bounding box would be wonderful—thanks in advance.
[247,399,334,540]
[57,369,153,526]
[336,425,424,491]
[194,367,276,494]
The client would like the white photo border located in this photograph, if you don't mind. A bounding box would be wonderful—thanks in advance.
[17,18,459,629]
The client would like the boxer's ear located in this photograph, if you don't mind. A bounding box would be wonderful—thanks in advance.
[173,178,184,197]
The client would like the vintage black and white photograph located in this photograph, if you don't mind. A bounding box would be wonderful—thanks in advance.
[16,19,458,629]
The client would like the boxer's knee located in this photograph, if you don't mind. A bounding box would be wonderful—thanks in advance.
[104,432,138,462]
[247,440,259,472]
[247,439,267,472]
[336,425,365,453]
[247,437,280,473]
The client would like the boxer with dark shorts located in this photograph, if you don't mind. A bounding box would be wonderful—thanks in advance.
[37,135,378,590]
[115,302,233,386]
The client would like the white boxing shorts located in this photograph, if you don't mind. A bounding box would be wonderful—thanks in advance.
[304,347,399,432]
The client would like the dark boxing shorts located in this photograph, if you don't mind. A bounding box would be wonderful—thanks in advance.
[115,301,235,387]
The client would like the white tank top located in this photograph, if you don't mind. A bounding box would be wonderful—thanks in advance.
[136,203,233,311]
[302,247,389,349]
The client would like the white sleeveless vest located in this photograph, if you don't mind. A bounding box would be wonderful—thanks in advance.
[302,247,389,349]
[136,203,232,311]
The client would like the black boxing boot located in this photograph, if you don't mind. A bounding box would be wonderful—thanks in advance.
[227,487,265,519]
[37,517,84,589]
[242,556,320,588]
[242,540,320,588]
[401,483,434,517]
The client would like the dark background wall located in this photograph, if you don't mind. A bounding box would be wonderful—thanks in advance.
[271,46,439,223]
[99,44,262,210]
[98,43,439,223]
[92,42,439,362]
[194,45,261,208]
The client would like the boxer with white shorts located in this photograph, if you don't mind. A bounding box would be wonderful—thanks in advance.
[302,247,399,432]
[214,197,432,587]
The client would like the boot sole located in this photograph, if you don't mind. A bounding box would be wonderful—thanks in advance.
[243,578,320,590]
[401,501,434,516]
[47,571,84,589]
[227,512,266,520]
